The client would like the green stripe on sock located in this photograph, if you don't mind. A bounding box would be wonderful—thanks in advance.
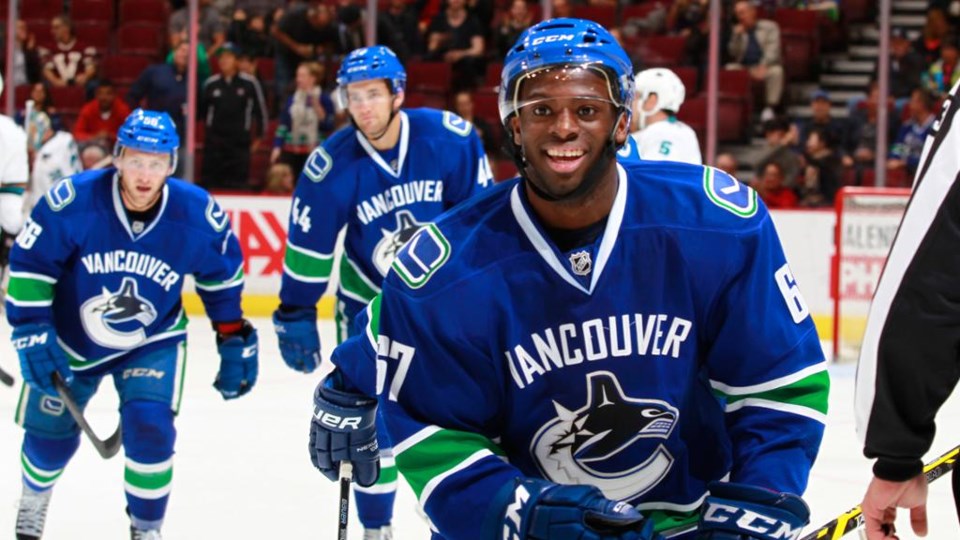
[21,453,63,484]
[125,465,173,491]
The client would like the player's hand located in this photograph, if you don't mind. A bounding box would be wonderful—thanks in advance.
[861,475,928,540]
[309,369,379,487]
[489,478,661,540]
[12,323,73,396]
[272,305,321,373]
[697,481,809,539]
[213,319,259,399]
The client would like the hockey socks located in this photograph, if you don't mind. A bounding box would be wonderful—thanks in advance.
[122,400,175,527]
[20,433,80,492]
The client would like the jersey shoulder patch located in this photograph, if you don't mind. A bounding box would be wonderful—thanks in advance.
[391,223,451,289]
[205,196,230,232]
[44,177,77,211]
[302,145,334,182]
[702,166,758,218]
[442,111,473,137]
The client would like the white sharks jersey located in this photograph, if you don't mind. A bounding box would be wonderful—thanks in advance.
[29,131,81,212]
[631,118,702,165]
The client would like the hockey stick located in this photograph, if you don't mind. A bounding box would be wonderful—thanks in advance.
[52,372,123,459]
[0,364,13,387]
[338,461,353,540]
[800,444,960,540]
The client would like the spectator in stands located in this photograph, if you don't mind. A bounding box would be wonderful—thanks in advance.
[15,83,64,132]
[551,0,575,19]
[200,43,269,191]
[799,126,842,207]
[80,142,112,170]
[13,20,42,87]
[72,79,132,148]
[234,0,278,21]
[757,162,799,209]
[727,0,784,121]
[41,15,98,94]
[885,27,926,107]
[336,5,366,54]
[914,7,951,66]
[756,117,802,189]
[168,30,213,82]
[922,35,960,97]
[264,162,295,195]
[715,152,739,177]
[668,0,709,73]
[425,0,486,90]
[170,0,228,50]
[889,87,937,178]
[126,41,192,174]
[847,79,900,184]
[271,61,335,178]
[229,11,273,58]
[451,90,498,156]
[378,0,423,62]
[494,0,535,59]
[272,3,338,103]
[788,89,854,157]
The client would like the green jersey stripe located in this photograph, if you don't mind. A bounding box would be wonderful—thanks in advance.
[284,242,334,279]
[7,275,55,303]
[717,370,830,415]
[395,428,505,502]
[195,265,244,291]
[338,254,380,304]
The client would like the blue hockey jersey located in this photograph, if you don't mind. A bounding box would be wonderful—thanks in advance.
[335,161,829,538]
[5,169,245,373]
[279,108,492,339]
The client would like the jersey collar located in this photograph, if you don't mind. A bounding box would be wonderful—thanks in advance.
[510,163,627,295]
[111,172,169,242]
[356,111,409,178]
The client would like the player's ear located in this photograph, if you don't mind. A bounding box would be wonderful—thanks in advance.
[393,90,405,111]
[614,111,629,146]
[510,116,521,146]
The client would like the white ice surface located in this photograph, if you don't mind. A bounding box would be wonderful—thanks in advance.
[1,317,959,539]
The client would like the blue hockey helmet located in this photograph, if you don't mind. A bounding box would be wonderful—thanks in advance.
[115,108,180,171]
[498,18,635,127]
[336,46,406,97]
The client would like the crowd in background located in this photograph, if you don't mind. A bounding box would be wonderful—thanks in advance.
[2,0,959,206]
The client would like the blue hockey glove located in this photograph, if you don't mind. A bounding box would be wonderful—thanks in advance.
[489,478,662,540]
[697,482,810,540]
[272,305,321,373]
[213,320,258,400]
[309,369,379,487]
[12,323,73,396]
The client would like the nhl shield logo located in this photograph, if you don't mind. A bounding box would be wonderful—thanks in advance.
[569,251,592,276]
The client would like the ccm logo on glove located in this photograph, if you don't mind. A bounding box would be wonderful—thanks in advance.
[702,502,802,539]
[502,483,530,540]
[12,333,49,349]
[314,410,363,430]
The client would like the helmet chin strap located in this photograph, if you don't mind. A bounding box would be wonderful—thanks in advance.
[519,109,625,204]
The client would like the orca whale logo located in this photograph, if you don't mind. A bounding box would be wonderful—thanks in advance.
[80,277,158,349]
[530,371,678,501]
[372,210,426,276]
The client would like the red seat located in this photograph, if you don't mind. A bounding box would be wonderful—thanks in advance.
[117,24,166,58]
[774,8,820,58]
[258,58,276,85]
[73,21,111,54]
[25,20,56,51]
[844,0,872,23]
[492,158,518,182]
[101,55,153,86]
[484,62,503,88]
[14,85,32,109]
[621,2,662,23]
[404,91,447,110]
[781,31,817,81]
[717,96,748,143]
[673,66,699,97]
[638,36,686,67]
[406,62,453,94]
[120,0,168,25]
[72,0,115,23]
[249,148,272,189]
[571,5,616,28]
[48,86,87,114]
[22,0,64,20]
[677,95,707,135]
